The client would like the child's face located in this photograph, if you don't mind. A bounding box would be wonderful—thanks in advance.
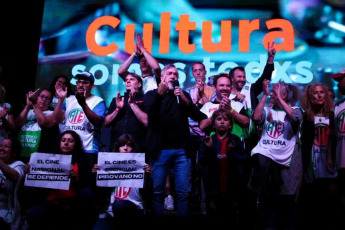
[119,144,133,153]
[214,114,232,132]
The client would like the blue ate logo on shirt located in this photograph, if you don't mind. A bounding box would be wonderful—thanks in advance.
[68,108,85,124]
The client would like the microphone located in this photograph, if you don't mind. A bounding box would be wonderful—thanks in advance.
[172,80,180,104]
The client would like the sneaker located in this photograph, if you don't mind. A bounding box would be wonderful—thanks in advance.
[164,195,174,211]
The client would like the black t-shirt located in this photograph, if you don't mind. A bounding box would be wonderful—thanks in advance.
[107,92,147,152]
[144,89,207,158]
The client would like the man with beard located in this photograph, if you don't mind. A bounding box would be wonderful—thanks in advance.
[199,73,249,132]
[56,71,106,165]
[144,64,208,216]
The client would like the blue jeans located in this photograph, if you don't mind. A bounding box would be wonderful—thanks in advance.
[151,149,191,216]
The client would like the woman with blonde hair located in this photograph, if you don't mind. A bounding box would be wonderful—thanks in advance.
[299,83,340,229]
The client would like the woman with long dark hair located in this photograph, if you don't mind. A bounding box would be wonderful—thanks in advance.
[25,130,97,230]
[93,134,152,230]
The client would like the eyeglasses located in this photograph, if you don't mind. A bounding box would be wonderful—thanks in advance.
[39,95,51,101]
[76,80,90,85]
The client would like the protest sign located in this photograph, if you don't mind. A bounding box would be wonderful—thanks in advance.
[96,152,145,188]
[24,152,72,190]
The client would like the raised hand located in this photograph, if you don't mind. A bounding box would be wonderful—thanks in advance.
[136,33,146,53]
[75,90,86,106]
[220,96,231,110]
[128,89,137,104]
[115,92,124,109]
[263,79,270,96]
[267,41,276,63]
[27,89,40,106]
[55,84,67,100]
[134,43,140,56]
[157,75,169,95]
[196,79,205,93]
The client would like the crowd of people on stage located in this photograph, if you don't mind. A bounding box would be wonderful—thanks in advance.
[1,34,345,230]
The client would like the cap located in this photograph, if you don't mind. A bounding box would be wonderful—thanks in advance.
[74,71,94,83]
[330,67,345,82]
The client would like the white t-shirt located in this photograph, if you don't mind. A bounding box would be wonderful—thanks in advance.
[100,186,143,218]
[200,102,219,118]
[60,95,105,154]
[251,106,302,167]
[142,75,158,94]
[0,161,25,226]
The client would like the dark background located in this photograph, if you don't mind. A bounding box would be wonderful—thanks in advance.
[0,0,44,116]
[0,0,344,117]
